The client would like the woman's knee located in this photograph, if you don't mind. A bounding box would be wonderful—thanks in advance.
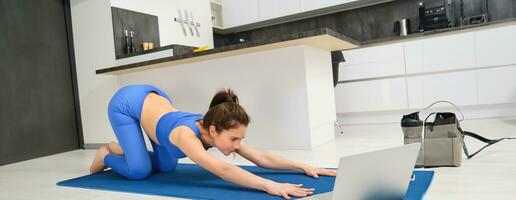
[155,161,178,173]
[127,163,152,180]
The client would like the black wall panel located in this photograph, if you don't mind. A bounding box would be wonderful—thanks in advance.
[111,7,160,58]
[0,0,80,165]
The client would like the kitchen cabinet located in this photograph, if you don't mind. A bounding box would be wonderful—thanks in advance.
[477,65,516,105]
[406,71,478,109]
[476,25,516,67]
[339,43,405,81]
[258,0,301,21]
[222,0,260,28]
[334,24,516,116]
[404,32,476,74]
[335,77,408,113]
[211,0,223,28]
[221,0,360,28]
[301,0,355,11]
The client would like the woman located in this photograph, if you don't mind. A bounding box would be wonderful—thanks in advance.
[90,84,336,199]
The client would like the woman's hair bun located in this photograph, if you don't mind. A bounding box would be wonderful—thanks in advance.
[204,88,249,132]
[209,88,239,108]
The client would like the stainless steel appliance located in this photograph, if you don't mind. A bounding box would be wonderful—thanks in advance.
[394,19,411,36]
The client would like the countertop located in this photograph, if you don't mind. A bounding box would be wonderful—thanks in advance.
[360,18,516,48]
[97,18,516,75]
[96,28,360,75]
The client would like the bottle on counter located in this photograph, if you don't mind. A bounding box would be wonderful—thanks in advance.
[124,30,130,54]
[130,30,136,53]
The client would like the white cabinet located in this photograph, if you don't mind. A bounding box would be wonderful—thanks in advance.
[477,65,516,105]
[404,32,476,74]
[222,0,301,27]
[333,24,516,115]
[221,0,359,28]
[406,71,478,109]
[341,43,405,65]
[211,1,223,28]
[475,25,516,67]
[338,59,405,81]
[335,78,408,113]
[339,43,405,81]
[222,0,260,28]
[302,0,354,11]
[258,0,301,21]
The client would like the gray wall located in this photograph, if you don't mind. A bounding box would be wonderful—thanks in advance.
[215,0,514,46]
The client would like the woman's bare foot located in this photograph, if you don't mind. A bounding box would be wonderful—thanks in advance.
[89,146,109,173]
[108,141,124,155]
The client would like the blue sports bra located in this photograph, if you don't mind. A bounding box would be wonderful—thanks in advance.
[155,111,204,158]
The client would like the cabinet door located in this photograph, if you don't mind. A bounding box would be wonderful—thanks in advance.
[335,78,408,113]
[477,65,516,104]
[338,59,405,81]
[259,0,301,20]
[476,25,516,67]
[406,71,478,109]
[222,0,260,28]
[339,43,405,81]
[302,0,353,11]
[404,32,476,74]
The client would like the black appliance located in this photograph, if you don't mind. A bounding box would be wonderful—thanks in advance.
[331,51,345,88]
[418,0,455,32]
[460,0,488,26]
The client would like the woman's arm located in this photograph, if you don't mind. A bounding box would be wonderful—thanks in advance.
[237,143,337,178]
[170,126,313,199]
[236,142,298,170]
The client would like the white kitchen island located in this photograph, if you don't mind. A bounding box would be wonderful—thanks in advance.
[97,28,359,149]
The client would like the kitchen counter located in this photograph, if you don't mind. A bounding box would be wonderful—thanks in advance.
[97,28,359,75]
[115,44,196,60]
[97,18,516,75]
[360,18,516,48]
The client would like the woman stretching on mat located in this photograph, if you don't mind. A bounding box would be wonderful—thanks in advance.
[90,84,336,199]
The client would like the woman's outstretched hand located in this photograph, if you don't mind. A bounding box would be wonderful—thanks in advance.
[264,180,314,199]
[298,164,337,178]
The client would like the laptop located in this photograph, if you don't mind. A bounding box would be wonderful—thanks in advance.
[301,143,421,200]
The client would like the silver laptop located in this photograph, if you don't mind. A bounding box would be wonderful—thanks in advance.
[301,143,421,200]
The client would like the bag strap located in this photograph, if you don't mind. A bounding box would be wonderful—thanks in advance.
[458,126,516,159]
[420,100,465,122]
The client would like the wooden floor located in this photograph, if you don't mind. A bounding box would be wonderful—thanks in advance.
[1,118,515,199]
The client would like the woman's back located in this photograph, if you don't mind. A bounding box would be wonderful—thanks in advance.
[141,92,177,144]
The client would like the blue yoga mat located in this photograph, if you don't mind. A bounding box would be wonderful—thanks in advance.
[57,164,433,200]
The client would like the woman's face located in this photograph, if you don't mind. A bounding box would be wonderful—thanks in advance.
[210,125,246,156]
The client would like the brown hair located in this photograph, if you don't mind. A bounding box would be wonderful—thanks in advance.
[202,89,250,132]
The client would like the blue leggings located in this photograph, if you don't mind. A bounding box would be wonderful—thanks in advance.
[104,84,178,180]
